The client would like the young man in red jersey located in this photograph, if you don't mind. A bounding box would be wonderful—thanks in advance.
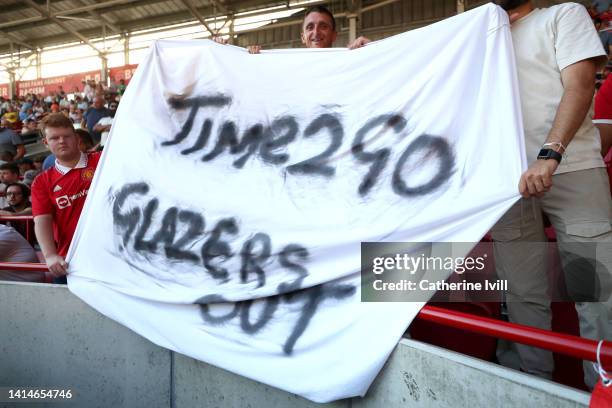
[32,113,101,283]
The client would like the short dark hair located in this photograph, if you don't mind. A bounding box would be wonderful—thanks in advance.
[75,128,95,150]
[594,17,603,25]
[0,162,19,175]
[17,158,33,166]
[0,151,13,162]
[492,0,530,11]
[303,5,336,31]
[5,182,30,200]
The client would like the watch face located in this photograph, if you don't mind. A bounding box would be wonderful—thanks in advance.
[537,148,561,163]
[537,149,550,158]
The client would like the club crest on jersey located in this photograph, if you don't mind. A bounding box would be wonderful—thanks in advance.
[82,169,95,181]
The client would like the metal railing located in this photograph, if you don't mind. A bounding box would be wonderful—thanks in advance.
[0,214,36,244]
[417,305,612,371]
[1,258,609,372]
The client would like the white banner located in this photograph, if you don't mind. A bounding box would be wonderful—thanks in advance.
[67,4,524,402]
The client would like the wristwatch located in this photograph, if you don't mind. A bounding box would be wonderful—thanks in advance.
[537,148,562,164]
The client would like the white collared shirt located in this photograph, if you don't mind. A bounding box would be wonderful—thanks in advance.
[54,152,88,175]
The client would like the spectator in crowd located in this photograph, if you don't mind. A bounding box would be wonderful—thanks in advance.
[83,80,95,102]
[117,79,127,96]
[600,5,612,26]
[593,72,612,192]
[0,97,9,114]
[80,80,87,98]
[41,152,54,171]
[595,17,612,56]
[32,113,101,283]
[57,85,66,100]
[0,182,33,239]
[59,97,70,110]
[16,158,39,186]
[76,129,95,152]
[16,157,34,172]
[75,95,88,111]
[0,114,25,161]
[299,5,369,49]
[94,101,117,147]
[0,224,44,283]
[0,182,32,215]
[492,0,610,389]
[42,128,95,171]
[44,92,54,106]
[95,82,106,96]
[19,98,32,121]
[593,0,611,15]
[20,118,39,137]
[299,5,339,49]
[68,104,83,125]
[82,94,110,144]
[107,77,118,94]
[0,162,20,208]
[33,156,45,172]
[0,151,13,165]
[32,99,44,116]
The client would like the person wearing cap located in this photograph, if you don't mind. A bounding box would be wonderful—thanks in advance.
[0,113,25,161]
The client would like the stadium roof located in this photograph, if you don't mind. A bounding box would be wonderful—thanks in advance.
[0,0,591,57]
[0,0,294,55]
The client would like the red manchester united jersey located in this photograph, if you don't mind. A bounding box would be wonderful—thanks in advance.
[32,152,101,257]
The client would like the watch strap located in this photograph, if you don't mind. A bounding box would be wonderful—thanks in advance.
[537,148,562,163]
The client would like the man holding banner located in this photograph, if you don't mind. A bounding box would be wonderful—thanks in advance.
[491,0,611,388]
[32,113,101,283]
[219,5,370,52]
[63,3,537,402]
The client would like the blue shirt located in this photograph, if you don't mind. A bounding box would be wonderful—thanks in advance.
[84,107,111,143]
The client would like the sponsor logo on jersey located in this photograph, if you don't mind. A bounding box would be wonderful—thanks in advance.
[55,189,89,210]
[56,195,71,209]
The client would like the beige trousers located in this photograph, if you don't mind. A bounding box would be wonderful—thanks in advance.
[491,167,612,388]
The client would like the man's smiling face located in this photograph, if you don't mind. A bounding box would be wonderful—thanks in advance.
[301,11,337,49]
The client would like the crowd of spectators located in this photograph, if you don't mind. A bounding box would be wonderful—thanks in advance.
[0,78,120,143]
